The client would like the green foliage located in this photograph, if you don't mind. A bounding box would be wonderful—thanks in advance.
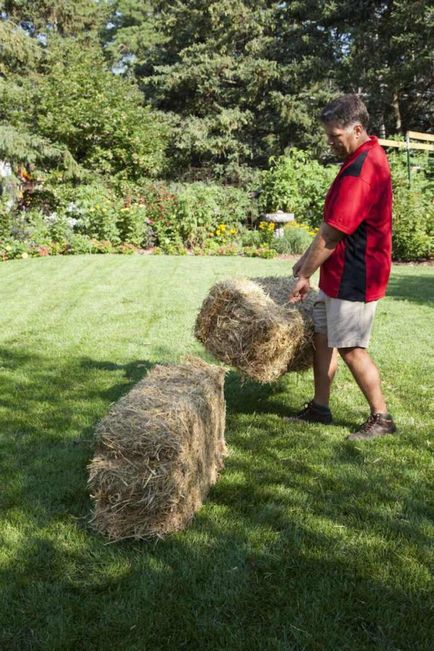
[0,206,12,239]
[0,19,41,75]
[392,186,434,261]
[388,152,434,261]
[0,237,29,260]
[131,1,338,178]
[139,181,254,249]
[259,149,336,227]
[173,183,247,247]
[61,184,122,244]
[117,202,154,248]
[138,182,181,248]
[33,39,167,181]
[3,0,109,35]
[0,124,82,177]
[272,223,315,255]
[65,233,94,255]
[242,245,277,259]
[332,0,433,134]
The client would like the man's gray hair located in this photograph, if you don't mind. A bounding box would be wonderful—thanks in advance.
[320,94,369,129]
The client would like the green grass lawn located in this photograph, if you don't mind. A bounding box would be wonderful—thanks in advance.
[0,255,433,651]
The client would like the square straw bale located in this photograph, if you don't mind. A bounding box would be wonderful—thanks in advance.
[88,357,226,541]
[194,276,317,383]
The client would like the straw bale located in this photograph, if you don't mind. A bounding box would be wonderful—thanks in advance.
[88,357,226,541]
[194,276,317,383]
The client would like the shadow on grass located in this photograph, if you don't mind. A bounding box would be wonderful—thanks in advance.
[0,346,432,650]
[0,346,161,525]
[224,370,357,429]
[387,272,434,305]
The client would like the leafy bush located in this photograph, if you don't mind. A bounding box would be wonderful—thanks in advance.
[259,148,335,227]
[392,186,434,261]
[239,227,263,248]
[65,234,95,255]
[139,181,254,249]
[139,182,181,248]
[173,183,253,247]
[153,242,187,256]
[117,202,154,248]
[272,222,315,255]
[34,41,167,181]
[389,151,434,261]
[242,246,277,259]
[61,184,122,243]
[0,238,29,260]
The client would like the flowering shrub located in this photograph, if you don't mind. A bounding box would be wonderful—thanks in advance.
[212,223,238,244]
[0,239,29,260]
[2,162,431,263]
[257,221,276,245]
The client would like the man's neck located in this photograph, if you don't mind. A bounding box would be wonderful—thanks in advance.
[349,134,370,155]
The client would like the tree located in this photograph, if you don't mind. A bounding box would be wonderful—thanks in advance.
[328,0,434,134]
[33,38,167,180]
[104,1,338,180]
[1,0,109,36]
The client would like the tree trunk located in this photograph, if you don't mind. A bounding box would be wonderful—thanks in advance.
[392,91,402,133]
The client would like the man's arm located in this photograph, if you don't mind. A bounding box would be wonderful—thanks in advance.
[289,222,345,303]
[292,243,312,277]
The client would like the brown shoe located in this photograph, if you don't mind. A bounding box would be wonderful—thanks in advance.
[347,413,397,441]
[284,400,333,425]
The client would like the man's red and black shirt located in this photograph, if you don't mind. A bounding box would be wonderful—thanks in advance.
[319,136,392,303]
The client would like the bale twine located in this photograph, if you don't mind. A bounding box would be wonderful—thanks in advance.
[194,276,317,383]
[88,357,227,541]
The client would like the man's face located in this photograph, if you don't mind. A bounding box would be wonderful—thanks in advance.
[323,121,362,159]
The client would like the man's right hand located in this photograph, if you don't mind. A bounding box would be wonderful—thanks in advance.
[289,275,311,303]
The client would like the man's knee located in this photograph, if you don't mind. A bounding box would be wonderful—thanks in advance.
[338,346,366,364]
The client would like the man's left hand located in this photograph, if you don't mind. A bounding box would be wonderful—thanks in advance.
[289,275,311,303]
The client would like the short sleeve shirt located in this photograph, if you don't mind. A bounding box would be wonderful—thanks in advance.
[319,136,392,302]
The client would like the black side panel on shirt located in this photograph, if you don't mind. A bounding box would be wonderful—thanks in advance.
[340,151,368,178]
[338,221,367,301]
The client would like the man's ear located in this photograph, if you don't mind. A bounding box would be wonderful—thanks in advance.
[353,123,364,139]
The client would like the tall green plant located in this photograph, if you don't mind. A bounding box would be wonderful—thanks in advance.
[258,149,336,227]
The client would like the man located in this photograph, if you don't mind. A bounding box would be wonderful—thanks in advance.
[287,94,396,441]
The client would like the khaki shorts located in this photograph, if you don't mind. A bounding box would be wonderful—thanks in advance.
[313,290,377,349]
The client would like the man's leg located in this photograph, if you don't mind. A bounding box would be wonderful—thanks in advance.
[339,347,396,439]
[284,291,337,424]
[338,347,387,414]
[284,333,337,424]
[313,333,338,408]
